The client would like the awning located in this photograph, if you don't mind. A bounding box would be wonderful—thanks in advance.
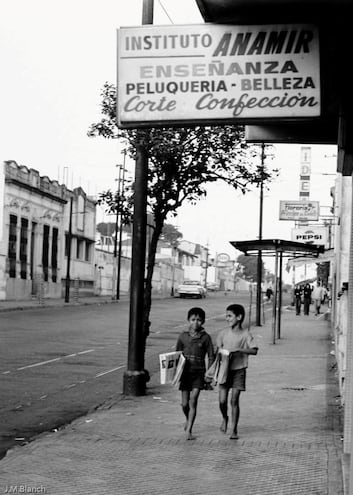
[287,248,335,267]
[229,239,325,258]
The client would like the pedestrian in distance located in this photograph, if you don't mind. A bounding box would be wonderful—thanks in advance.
[266,287,273,301]
[294,285,302,315]
[176,307,215,440]
[312,281,325,316]
[215,304,258,440]
[303,283,312,316]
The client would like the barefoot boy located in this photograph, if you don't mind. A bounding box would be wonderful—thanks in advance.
[176,307,215,440]
[216,304,258,439]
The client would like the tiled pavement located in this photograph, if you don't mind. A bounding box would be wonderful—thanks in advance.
[0,302,344,495]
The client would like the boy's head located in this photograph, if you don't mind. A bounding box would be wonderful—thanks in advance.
[187,307,205,324]
[226,304,245,326]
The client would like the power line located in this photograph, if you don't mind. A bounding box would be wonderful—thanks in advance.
[157,0,174,23]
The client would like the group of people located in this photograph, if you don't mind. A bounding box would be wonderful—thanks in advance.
[294,281,329,316]
[175,304,258,440]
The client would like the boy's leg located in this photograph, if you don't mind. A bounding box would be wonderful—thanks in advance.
[185,388,200,440]
[230,389,241,439]
[181,390,190,429]
[219,385,229,433]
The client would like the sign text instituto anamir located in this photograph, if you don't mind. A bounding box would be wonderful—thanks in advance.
[117,24,320,127]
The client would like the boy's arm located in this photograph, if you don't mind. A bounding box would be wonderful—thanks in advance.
[175,335,183,352]
[238,347,258,355]
[206,335,215,366]
[231,334,258,356]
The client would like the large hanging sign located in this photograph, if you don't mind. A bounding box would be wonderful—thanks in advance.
[279,200,320,221]
[117,24,320,128]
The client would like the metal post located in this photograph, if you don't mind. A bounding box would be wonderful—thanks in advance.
[256,143,265,326]
[277,252,283,339]
[116,151,126,300]
[111,165,122,300]
[204,246,209,290]
[64,196,73,303]
[272,250,279,344]
[123,0,153,396]
[123,140,148,395]
[248,284,253,330]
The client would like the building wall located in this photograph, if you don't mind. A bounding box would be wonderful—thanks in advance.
[94,249,131,297]
[1,161,96,301]
[332,175,352,397]
[94,249,183,298]
[60,189,97,298]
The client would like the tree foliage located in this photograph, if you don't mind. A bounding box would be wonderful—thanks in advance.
[88,82,277,354]
[159,223,183,246]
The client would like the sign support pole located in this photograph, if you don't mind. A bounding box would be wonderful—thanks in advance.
[123,0,153,396]
[256,143,265,326]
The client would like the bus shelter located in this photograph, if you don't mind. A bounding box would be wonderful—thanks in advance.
[230,239,325,344]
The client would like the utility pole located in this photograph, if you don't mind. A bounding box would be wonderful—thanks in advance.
[64,196,73,303]
[204,245,209,290]
[116,150,126,300]
[256,143,265,326]
[123,0,153,396]
[113,165,122,260]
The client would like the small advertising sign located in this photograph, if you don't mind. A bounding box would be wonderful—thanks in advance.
[217,253,230,264]
[279,200,319,221]
[117,24,320,127]
[291,226,328,246]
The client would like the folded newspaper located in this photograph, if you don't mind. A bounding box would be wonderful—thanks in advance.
[159,351,185,385]
[205,349,230,385]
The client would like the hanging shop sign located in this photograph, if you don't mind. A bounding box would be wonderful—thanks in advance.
[291,226,328,246]
[117,23,320,127]
[279,200,319,221]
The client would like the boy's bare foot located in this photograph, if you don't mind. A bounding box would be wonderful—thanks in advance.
[186,432,196,440]
[220,416,228,433]
[230,432,239,439]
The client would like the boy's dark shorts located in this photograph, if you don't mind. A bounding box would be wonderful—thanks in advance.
[223,368,246,391]
[179,371,205,391]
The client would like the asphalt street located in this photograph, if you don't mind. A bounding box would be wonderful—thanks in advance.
[0,291,257,459]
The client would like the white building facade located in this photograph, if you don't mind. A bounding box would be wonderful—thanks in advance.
[0,161,96,301]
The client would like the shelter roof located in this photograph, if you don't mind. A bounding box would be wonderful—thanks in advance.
[229,239,325,258]
[195,0,351,23]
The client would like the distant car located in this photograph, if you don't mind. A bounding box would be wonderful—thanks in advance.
[177,281,207,299]
[206,282,220,292]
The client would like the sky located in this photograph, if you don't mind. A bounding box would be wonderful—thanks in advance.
[1,0,337,274]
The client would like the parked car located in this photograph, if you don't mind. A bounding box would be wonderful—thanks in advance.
[206,282,220,292]
[177,281,207,299]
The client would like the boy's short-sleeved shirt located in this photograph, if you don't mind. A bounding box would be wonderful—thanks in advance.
[216,328,258,370]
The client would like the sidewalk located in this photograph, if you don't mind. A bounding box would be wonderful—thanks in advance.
[0,294,130,312]
[0,306,344,495]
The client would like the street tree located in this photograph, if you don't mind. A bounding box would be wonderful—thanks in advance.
[159,223,183,246]
[88,82,277,346]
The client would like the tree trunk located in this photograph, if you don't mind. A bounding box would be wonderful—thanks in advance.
[143,215,164,349]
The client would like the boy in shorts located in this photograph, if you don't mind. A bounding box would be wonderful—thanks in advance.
[176,307,215,440]
[216,304,258,439]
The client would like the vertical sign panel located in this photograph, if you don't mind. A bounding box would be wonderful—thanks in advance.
[299,146,311,199]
